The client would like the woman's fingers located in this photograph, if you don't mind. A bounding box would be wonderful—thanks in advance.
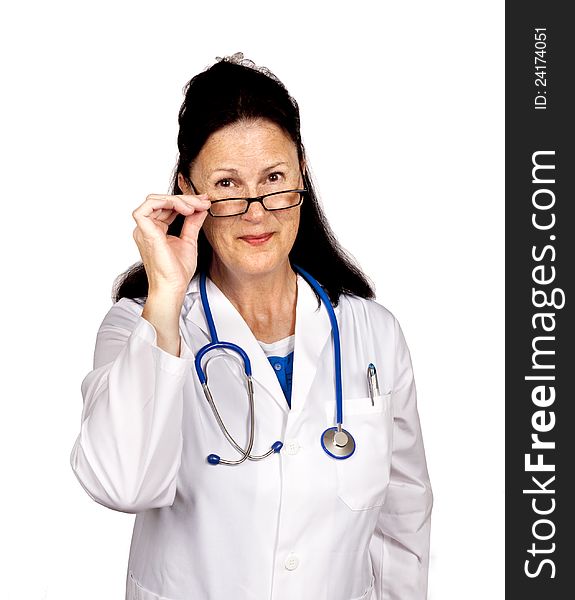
[130,192,211,292]
[134,194,210,219]
[132,194,210,238]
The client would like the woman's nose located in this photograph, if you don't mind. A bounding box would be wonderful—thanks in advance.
[241,198,266,221]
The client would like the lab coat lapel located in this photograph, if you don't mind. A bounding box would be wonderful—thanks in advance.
[290,274,336,413]
[184,273,337,415]
[185,275,290,414]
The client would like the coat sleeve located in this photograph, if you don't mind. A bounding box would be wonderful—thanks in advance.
[69,297,195,514]
[369,315,433,600]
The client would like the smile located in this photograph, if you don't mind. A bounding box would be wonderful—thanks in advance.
[239,233,274,246]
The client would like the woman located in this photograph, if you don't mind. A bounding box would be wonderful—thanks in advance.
[70,52,433,600]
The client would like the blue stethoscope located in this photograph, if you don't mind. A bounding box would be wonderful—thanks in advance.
[194,265,356,465]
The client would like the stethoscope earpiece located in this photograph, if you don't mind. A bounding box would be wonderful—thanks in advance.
[207,454,221,465]
[206,441,283,465]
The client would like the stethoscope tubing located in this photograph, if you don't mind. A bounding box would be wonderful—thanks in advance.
[195,341,252,384]
[195,266,352,464]
[292,265,343,426]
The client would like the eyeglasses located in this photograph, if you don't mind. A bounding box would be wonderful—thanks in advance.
[189,181,307,218]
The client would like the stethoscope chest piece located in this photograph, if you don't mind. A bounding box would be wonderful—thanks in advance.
[321,426,356,459]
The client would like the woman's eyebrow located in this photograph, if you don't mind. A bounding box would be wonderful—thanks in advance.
[262,161,290,172]
[210,161,290,175]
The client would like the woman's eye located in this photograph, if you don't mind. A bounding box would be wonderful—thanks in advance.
[268,172,284,182]
[216,178,232,187]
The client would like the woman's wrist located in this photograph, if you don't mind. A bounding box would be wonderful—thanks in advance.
[142,291,186,356]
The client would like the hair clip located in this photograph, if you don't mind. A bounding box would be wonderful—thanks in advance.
[214,52,281,84]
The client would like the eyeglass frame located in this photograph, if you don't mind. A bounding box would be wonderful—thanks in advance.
[188,179,308,218]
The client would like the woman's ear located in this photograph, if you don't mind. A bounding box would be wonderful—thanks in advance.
[178,173,191,194]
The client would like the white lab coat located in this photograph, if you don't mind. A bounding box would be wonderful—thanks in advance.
[70,273,433,600]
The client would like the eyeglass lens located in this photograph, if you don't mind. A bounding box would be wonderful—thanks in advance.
[210,191,303,217]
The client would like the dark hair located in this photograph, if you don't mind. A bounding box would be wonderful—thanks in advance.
[114,54,375,306]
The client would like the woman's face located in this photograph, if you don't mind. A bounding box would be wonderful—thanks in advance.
[181,119,304,279]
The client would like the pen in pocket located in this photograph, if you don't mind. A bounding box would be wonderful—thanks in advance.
[367,363,380,406]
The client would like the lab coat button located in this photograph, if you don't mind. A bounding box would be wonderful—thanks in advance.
[284,553,300,570]
[285,439,300,455]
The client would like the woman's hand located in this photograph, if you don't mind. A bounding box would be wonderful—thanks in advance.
[132,193,211,297]
[133,192,211,356]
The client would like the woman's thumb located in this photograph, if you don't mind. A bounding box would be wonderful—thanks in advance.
[180,210,208,244]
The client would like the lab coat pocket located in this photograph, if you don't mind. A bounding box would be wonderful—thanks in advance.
[325,393,393,511]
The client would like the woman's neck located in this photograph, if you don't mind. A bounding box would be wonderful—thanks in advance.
[208,260,298,343]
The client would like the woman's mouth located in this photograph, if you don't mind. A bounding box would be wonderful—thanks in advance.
[239,232,274,246]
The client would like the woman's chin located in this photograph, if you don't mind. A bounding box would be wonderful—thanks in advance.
[229,254,288,278]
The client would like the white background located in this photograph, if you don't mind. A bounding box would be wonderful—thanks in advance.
[0,1,504,598]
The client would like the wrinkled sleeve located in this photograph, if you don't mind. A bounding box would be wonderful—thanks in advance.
[369,316,433,600]
[69,297,195,514]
